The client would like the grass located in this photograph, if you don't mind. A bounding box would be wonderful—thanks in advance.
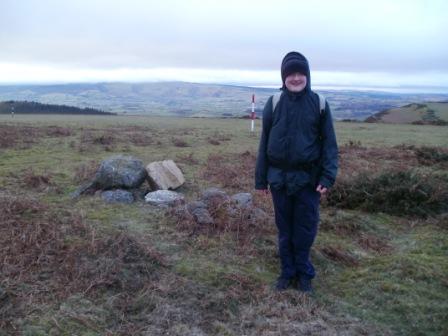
[335,122,448,147]
[1,114,447,335]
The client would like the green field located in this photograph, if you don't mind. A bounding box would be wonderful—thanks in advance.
[1,115,447,335]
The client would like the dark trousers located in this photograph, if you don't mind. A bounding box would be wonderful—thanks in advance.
[271,186,320,280]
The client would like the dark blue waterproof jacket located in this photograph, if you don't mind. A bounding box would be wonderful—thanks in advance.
[255,83,338,195]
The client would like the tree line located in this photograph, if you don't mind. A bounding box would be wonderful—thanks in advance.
[0,100,115,115]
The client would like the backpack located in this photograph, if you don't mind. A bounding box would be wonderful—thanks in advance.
[272,91,326,115]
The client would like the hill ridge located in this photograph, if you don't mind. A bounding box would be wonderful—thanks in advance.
[365,101,448,125]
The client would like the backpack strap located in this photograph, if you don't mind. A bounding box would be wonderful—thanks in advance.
[272,91,326,115]
[272,92,283,113]
[317,93,326,114]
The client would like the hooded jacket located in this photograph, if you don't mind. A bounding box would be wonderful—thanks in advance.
[255,52,338,195]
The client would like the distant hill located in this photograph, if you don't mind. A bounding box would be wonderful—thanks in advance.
[0,82,274,118]
[0,100,115,115]
[365,102,448,125]
[0,82,447,119]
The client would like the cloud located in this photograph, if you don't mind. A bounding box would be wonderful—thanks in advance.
[1,0,447,84]
[1,62,447,92]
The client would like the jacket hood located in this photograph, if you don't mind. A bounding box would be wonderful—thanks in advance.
[281,51,311,92]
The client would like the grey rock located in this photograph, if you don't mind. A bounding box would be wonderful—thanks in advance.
[227,204,241,218]
[170,205,191,220]
[184,200,213,225]
[145,190,184,207]
[146,160,185,190]
[95,155,147,189]
[186,200,207,213]
[247,207,269,224]
[231,192,253,208]
[200,187,229,207]
[101,189,134,204]
[73,155,147,197]
[190,207,214,225]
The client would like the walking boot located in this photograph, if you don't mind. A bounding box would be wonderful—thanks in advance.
[297,276,313,293]
[274,277,293,291]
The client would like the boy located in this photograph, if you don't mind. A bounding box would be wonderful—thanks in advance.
[255,51,338,292]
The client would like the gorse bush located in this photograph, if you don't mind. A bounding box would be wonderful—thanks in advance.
[327,170,448,217]
[414,146,448,166]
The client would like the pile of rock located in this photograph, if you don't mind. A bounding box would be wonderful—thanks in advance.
[72,155,186,204]
[71,156,268,229]
[173,187,268,227]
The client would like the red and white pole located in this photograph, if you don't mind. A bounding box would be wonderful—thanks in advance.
[250,94,255,132]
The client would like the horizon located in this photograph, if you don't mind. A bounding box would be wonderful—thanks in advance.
[0,64,447,93]
[1,79,448,95]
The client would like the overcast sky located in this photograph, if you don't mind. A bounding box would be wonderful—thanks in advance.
[1,0,447,90]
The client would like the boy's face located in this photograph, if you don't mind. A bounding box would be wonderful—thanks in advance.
[285,72,307,92]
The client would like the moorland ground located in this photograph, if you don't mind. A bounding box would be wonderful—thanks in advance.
[1,114,447,335]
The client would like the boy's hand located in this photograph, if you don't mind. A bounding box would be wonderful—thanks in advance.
[316,184,328,195]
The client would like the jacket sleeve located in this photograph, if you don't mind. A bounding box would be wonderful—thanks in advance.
[255,96,273,190]
[318,101,338,188]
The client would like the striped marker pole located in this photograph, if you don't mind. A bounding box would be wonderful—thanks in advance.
[250,94,255,132]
